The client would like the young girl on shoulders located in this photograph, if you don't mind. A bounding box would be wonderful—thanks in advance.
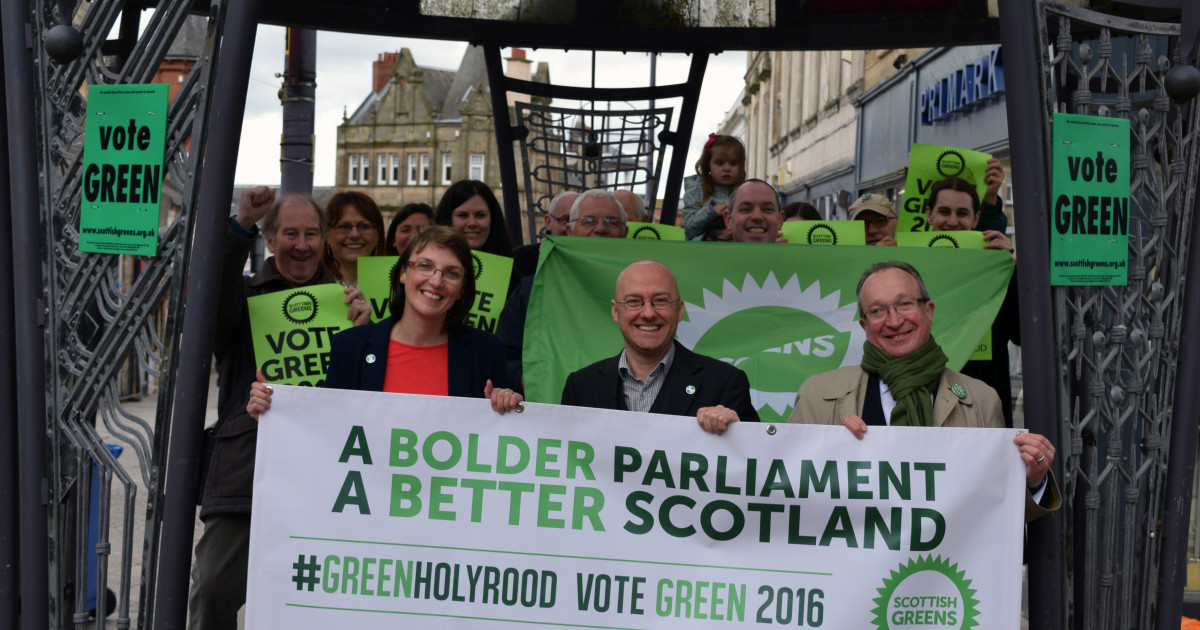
[682,134,746,240]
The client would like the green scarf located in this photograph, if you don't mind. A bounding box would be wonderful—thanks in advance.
[860,338,948,427]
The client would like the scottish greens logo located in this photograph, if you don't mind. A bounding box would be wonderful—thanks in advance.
[281,290,318,325]
[631,225,663,240]
[935,150,966,178]
[806,224,838,245]
[675,272,863,420]
[471,253,484,280]
[871,555,980,629]
[927,234,960,248]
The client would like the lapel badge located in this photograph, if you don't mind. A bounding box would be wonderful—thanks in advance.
[685,385,696,395]
[366,354,377,364]
[951,383,967,399]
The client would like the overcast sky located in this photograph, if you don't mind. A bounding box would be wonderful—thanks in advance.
[232,25,749,193]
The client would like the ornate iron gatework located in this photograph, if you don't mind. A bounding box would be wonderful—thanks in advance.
[515,101,672,228]
[13,2,223,627]
[1028,2,1198,627]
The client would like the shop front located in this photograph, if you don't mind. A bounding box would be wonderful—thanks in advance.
[854,45,1011,227]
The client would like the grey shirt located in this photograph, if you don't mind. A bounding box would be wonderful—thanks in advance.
[617,344,677,413]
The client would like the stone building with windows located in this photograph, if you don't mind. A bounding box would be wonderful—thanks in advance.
[336,46,550,223]
[737,50,866,216]
[732,49,929,218]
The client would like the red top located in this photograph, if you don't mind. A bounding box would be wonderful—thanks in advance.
[383,339,449,395]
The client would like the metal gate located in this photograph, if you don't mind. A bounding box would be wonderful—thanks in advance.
[1004,1,1200,627]
[1,0,227,627]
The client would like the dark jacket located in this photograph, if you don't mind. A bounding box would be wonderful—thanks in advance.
[560,341,760,421]
[977,198,1008,233]
[323,316,508,396]
[496,275,533,392]
[200,224,335,518]
[961,270,1020,427]
[512,242,541,279]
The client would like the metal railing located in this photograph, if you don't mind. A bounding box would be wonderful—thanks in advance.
[515,101,672,227]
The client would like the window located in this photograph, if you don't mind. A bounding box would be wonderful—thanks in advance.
[378,154,387,185]
[419,154,430,185]
[469,153,484,181]
[359,153,369,185]
[348,154,359,185]
[408,154,418,185]
[389,154,400,185]
[442,152,452,184]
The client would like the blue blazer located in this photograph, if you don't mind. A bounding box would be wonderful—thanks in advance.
[323,317,508,397]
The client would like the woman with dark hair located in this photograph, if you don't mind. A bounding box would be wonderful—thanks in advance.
[386,202,434,256]
[323,191,386,287]
[434,180,513,258]
[247,226,521,413]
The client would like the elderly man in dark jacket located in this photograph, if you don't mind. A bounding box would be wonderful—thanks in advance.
[188,187,369,628]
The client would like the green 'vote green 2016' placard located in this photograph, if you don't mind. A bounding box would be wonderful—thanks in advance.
[357,252,512,334]
[79,84,168,256]
[1050,113,1130,286]
[900,144,991,234]
[626,222,686,241]
[781,220,866,246]
[247,284,353,386]
[895,231,985,250]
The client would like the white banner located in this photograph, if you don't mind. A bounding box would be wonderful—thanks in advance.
[247,385,1027,629]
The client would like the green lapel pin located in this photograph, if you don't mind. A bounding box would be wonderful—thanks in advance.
[951,383,967,399]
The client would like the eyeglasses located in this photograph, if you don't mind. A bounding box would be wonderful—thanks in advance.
[863,297,929,322]
[547,214,571,224]
[572,217,625,229]
[332,222,376,235]
[616,296,678,311]
[861,216,895,229]
[406,259,465,283]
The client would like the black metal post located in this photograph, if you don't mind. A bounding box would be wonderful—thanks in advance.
[1155,139,1200,629]
[111,7,139,72]
[0,25,21,627]
[646,52,657,215]
[151,1,262,628]
[483,45,524,246]
[280,27,316,196]
[0,0,50,627]
[998,1,1063,628]
[657,52,707,226]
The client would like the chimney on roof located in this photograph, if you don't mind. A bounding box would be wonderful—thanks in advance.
[505,48,533,108]
[373,52,399,92]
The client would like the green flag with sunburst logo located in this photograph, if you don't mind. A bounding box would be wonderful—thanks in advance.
[523,237,1014,421]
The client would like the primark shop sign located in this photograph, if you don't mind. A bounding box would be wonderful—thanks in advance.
[919,47,1004,126]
